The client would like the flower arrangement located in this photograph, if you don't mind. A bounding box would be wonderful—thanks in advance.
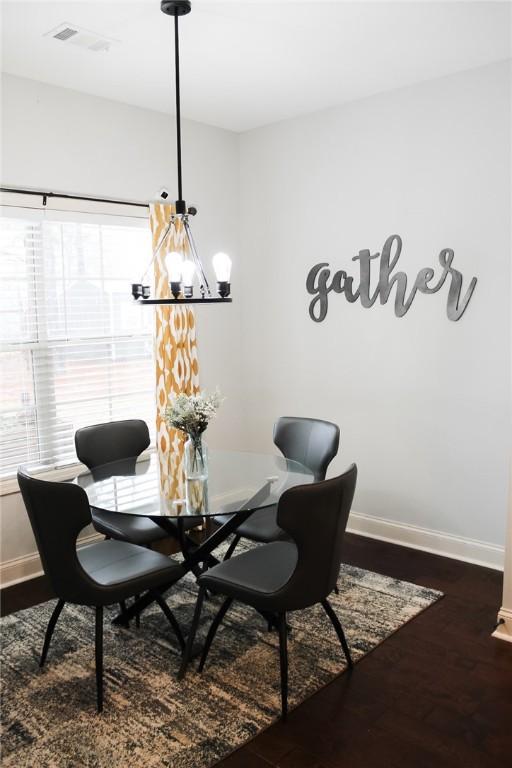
[165,390,221,444]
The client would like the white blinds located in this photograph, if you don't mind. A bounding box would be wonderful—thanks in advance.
[0,205,156,479]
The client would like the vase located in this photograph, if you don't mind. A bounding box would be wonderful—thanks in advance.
[184,436,208,514]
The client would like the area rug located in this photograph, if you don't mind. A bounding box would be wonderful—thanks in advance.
[1,558,442,768]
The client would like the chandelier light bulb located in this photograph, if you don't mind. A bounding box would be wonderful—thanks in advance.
[167,251,183,298]
[181,260,196,286]
[212,252,232,282]
[181,259,196,298]
[167,251,183,282]
[212,252,232,298]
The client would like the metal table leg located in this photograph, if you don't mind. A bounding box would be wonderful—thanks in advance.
[111,507,255,626]
[111,481,273,629]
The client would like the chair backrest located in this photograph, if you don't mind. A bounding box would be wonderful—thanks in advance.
[275,464,357,611]
[17,470,98,604]
[75,419,150,478]
[273,417,340,482]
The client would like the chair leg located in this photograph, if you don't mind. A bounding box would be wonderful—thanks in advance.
[321,598,353,668]
[277,612,289,720]
[151,591,185,652]
[198,597,233,673]
[223,534,241,561]
[178,587,205,680]
[39,599,65,667]
[118,600,130,627]
[95,606,104,713]
[138,540,152,627]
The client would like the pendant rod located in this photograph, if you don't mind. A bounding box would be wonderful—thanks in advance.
[174,13,184,204]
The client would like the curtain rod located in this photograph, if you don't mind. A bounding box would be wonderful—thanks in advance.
[0,186,150,209]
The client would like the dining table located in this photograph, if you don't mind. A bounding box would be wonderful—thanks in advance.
[74,449,313,629]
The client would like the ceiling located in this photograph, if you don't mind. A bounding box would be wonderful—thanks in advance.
[1,0,511,132]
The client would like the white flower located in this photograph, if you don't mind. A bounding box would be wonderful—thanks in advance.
[165,389,222,438]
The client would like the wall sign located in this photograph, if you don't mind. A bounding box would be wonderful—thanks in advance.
[306,234,477,323]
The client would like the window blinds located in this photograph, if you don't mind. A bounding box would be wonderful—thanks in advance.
[0,206,156,479]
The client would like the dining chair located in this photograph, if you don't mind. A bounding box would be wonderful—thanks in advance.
[179,464,357,720]
[75,420,169,548]
[17,469,185,713]
[216,417,340,560]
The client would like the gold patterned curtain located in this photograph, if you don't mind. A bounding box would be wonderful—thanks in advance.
[149,203,200,497]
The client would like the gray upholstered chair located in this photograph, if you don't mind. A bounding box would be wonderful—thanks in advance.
[216,417,340,560]
[179,464,357,719]
[18,469,185,712]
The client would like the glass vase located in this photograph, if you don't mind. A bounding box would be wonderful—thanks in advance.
[184,436,208,515]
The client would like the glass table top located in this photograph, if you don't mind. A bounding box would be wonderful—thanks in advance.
[73,450,313,519]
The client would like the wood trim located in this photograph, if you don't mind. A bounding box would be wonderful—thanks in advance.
[0,450,154,497]
[347,510,505,571]
[0,531,104,588]
[492,608,512,643]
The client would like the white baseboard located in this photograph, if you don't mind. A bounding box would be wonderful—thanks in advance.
[0,532,104,589]
[1,508,505,589]
[347,510,505,571]
[492,608,512,643]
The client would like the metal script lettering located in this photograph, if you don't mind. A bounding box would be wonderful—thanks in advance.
[306,234,477,323]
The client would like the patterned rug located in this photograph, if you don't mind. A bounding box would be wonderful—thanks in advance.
[1,557,442,768]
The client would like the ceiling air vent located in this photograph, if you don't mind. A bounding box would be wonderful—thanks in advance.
[44,23,117,53]
[53,27,78,41]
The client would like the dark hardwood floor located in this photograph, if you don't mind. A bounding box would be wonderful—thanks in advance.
[2,533,511,767]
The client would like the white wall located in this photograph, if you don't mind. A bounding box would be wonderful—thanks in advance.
[238,61,511,562]
[2,62,511,582]
[0,74,243,576]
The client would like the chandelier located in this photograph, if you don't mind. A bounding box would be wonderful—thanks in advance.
[132,0,232,305]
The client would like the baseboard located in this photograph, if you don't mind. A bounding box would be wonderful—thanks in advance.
[347,510,505,571]
[0,532,104,589]
[492,608,512,643]
[2,507,504,588]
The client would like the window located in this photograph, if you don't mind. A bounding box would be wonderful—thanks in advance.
[0,200,156,485]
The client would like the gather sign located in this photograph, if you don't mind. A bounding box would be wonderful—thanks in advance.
[306,234,477,323]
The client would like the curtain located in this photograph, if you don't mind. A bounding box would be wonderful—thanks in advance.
[149,203,200,498]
